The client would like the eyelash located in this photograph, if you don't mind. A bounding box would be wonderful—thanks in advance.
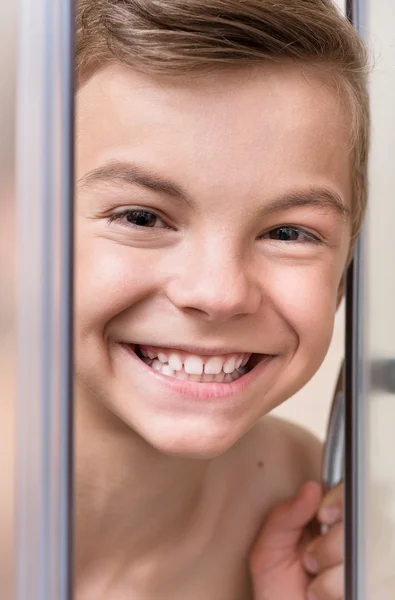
[259,226,322,244]
[107,208,170,229]
[107,209,322,244]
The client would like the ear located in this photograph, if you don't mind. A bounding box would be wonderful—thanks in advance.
[336,274,345,310]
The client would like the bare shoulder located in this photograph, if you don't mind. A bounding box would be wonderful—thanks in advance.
[254,414,323,485]
[226,415,324,518]
[207,415,324,587]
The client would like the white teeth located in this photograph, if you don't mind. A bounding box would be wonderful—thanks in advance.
[161,365,175,377]
[151,359,162,371]
[203,357,224,375]
[184,356,204,375]
[168,353,183,371]
[241,355,249,367]
[138,347,250,383]
[223,356,236,374]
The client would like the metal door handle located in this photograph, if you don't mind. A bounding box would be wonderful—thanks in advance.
[321,390,345,534]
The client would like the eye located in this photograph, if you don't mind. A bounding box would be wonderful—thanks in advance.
[108,209,168,229]
[261,226,320,244]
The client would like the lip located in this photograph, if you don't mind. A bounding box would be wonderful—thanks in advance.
[121,342,257,357]
[118,343,276,400]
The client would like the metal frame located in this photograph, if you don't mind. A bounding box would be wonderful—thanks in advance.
[16,0,75,598]
[345,249,366,600]
[345,2,367,599]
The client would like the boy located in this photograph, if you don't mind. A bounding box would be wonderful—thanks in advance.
[74,1,369,599]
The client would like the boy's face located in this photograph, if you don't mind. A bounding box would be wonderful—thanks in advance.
[75,63,351,457]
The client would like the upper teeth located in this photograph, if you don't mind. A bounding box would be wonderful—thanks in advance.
[139,346,250,376]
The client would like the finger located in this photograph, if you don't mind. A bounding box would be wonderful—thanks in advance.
[318,483,344,527]
[303,522,343,574]
[250,481,322,574]
[307,564,343,600]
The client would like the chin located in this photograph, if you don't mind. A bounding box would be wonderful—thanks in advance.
[148,437,239,460]
[120,407,249,460]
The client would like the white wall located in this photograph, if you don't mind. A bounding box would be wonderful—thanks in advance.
[363,1,395,596]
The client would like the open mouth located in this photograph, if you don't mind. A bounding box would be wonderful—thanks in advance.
[125,344,266,384]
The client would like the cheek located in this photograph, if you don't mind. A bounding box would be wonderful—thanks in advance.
[74,237,157,330]
[269,261,341,354]
[262,261,342,402]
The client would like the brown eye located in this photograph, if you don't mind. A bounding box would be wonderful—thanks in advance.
[108,208,168,229]
[269,227,300,241]
[260,226,320,244]
[126,210,158,227]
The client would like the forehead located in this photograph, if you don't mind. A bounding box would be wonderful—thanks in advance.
[76,62,352,205]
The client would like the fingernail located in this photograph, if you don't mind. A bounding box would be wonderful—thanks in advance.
[320,505,341,524]
[304,553,318,574]
[307,592,318,600]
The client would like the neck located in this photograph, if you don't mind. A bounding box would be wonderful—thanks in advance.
[74,391,220,588]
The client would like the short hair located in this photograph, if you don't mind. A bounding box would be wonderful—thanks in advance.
[77,0,370,250]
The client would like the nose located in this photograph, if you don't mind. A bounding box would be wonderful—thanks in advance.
[165,241,262,323]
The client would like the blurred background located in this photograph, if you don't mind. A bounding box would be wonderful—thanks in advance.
[1,0,394,598]
[0,0,17,597]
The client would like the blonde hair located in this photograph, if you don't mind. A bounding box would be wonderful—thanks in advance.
[77,0,370,246]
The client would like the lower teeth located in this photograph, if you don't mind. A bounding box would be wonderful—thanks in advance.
[142,357,246,383]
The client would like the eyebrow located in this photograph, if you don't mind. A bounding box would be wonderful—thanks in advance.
[78,159,350,219]
[78,159,191,204]
[263,187,351,219]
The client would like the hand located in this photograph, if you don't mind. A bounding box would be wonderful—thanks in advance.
[303,483,344,600]
[249,481,344,600]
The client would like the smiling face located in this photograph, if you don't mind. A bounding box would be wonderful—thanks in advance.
[75,63,351,458]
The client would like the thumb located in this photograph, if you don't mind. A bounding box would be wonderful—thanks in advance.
[250,481,322,573]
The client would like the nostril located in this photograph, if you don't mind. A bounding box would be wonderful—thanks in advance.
[182,306,213,318]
